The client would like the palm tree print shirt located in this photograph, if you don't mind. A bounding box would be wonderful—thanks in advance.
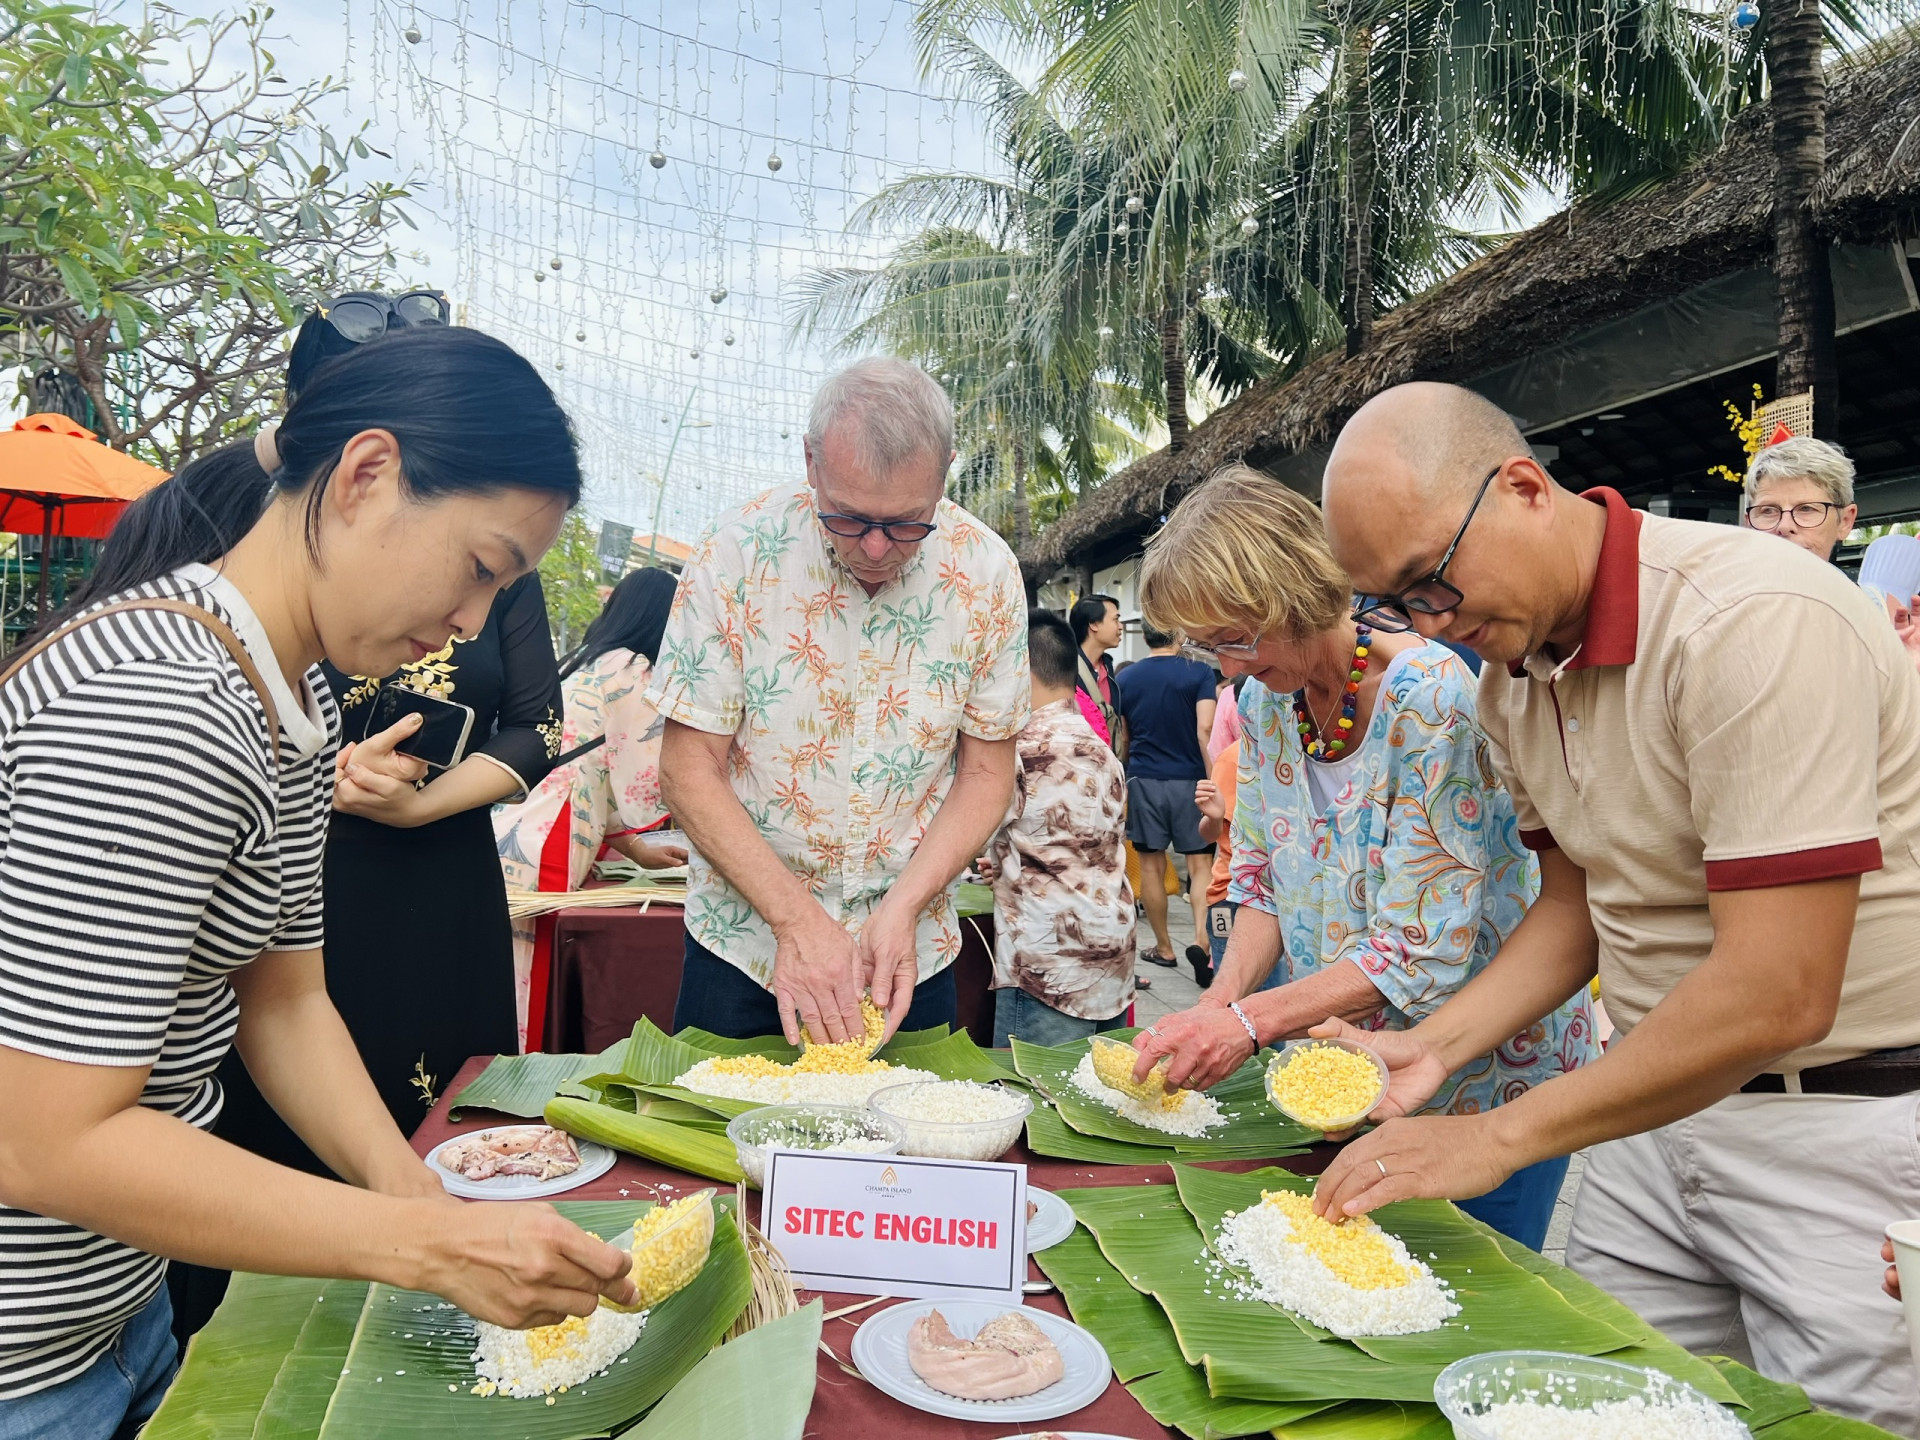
[647,480,1030,987]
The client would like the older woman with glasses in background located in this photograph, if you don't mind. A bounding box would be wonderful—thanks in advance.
[1130,464,1596,1249]
[1742,436,1857,563]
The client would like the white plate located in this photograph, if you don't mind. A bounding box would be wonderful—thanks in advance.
[850,1299,1111,1424]
[427,1127,615,1200]
[1025,1187,1075,1253]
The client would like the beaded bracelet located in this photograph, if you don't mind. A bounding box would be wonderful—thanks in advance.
[1227,1001,1260,1052]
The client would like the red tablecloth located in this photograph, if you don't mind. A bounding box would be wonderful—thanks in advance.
[418,1055,1332,1438]
[542,904,1001,1055]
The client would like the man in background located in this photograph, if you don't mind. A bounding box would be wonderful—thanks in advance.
[1116,623,1216,983]
[983,610,1135,1045]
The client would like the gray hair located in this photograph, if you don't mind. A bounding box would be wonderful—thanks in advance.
[806,357,954,479]
[1745,436,1856,508]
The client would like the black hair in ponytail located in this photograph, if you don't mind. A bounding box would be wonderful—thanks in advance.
[559,566,678,678]
[59,326,580,622]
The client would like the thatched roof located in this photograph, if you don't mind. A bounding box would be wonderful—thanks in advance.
[1022,38,1920,581]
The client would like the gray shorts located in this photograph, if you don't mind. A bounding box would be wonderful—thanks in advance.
[1126,775,1212,855]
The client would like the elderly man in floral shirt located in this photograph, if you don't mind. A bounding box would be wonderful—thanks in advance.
[649,358,1029,1044]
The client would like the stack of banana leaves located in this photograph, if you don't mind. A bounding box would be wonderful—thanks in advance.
[1035,1162,1901,1440]
[141,1195,835,1440]
[1011,1032,1320,1164]
[448,1019,1025,1183]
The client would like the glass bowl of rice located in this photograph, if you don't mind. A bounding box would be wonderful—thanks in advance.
[867,1079,1032,1161]
[726,1103,904,1189]
[1266,1037,1389,1132]
[1434,1351,1752,1440]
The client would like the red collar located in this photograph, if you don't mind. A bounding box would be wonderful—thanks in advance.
[1508,486,1641,676]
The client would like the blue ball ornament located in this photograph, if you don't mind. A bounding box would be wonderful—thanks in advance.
[1733,1,1761,28]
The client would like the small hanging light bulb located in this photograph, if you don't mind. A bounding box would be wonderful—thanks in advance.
[1006,286,1020,302]
[553,358,565,371]
[780,429,790,438]
[533,271,546,283]
[549,257,562,271]
[1098,324,1114,339]
[404,24,423,43]
[1005,359,1017,370]
[723,332,736,345]
[690,347,702,359]
[709,286,727,304]
[575,328,586,342]
[1240,215,1260,237]
[766,151,783,172]
[649,149,667,169]
[1228,67,1248,92]
[1113,219,1130,238]
[1126,194,1143,214]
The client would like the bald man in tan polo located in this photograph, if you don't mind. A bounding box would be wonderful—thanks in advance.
[1305,382,1920,1432]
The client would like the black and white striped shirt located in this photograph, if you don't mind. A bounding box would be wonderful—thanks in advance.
[0,565,335,1399]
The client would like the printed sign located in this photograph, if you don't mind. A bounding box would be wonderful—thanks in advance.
[760,1149,1027,1302]
[595,520,635,583]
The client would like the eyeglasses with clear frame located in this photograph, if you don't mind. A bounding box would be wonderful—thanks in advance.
[1350,463,1502,633]
[1180,636,1263,665]
[1744,501,1843,531]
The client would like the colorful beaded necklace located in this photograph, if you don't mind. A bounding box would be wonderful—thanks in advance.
[1292,625,1372,759]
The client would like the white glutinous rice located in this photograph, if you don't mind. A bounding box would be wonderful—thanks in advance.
[470,1309,646,1399]
[1215,1191,1459,1336]
[1474,1396,1751,1439]
[674,1057,939,1107]
[1068,1052,1224,1137]
[733,1111,898,1187]
[868,1080,1028,1159]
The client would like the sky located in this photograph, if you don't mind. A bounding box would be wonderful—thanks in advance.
[151,0,1006,542]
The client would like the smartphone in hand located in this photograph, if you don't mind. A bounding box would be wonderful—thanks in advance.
[366,685,476,770]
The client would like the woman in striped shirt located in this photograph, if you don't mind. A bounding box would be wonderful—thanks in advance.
[0,327,636,1439]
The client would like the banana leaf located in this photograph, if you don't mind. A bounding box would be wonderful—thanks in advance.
[546,1096,746,1183]
[1025,1095,1186,1166]
[623,1301,822,1440]
[450,1036,637,1118]
[311,1197,752,1438]
[1759,1414,1909,1439]
[1012,1035,1316,1159]
[954,880,994,917]
[255,1281,370,1439]
[1271,1400,1455,1439]
[1470,1221,1738,1405]
[144,1274,335,1439]
[675,1024,953,1057]
[1171,1164,1639,1365]
[1036,1223,1334,1438]
[1063,1183,1431,1403]
[1710,1356,1813,1427]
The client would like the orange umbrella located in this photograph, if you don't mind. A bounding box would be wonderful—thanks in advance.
[0,413,171,617]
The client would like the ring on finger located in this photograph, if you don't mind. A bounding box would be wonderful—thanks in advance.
[1375,1158,1389,1178]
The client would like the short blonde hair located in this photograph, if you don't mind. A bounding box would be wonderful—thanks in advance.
[1138,464,1350,642]
[1745,436,1855,508]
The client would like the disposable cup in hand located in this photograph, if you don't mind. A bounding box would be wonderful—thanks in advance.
[1885,1220,1920,1371]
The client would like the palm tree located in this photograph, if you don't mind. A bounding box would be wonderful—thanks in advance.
[937,0,1734,367]
[1763,0,1836,434]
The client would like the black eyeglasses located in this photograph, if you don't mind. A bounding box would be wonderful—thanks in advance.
[817,511,938,543]
[1745,501,1843,530]
[318,289,450,343]
[1351,464,1501,633]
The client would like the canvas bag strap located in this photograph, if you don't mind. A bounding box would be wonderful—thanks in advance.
[0,598,282,773]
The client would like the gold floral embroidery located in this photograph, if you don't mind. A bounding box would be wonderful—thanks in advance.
[537,707,562,759]
[396,640,458,700]
[340,675,382,709]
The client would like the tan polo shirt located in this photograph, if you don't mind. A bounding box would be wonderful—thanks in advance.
[1477,487,1920,1070]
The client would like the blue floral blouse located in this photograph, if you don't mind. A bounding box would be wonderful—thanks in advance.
[1228,644,1597,1115]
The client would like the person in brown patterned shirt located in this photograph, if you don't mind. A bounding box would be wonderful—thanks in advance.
[983,610,1137,1046]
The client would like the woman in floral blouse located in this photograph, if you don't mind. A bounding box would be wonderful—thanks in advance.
[1129,466,1596,1249]
[496,568,689,1048]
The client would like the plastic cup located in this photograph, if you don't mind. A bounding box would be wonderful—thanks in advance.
[1266,1037,1389,1132]
[1885,1219,1920,1372]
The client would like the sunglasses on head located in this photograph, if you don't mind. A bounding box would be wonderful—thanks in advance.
[317,289,450,344]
